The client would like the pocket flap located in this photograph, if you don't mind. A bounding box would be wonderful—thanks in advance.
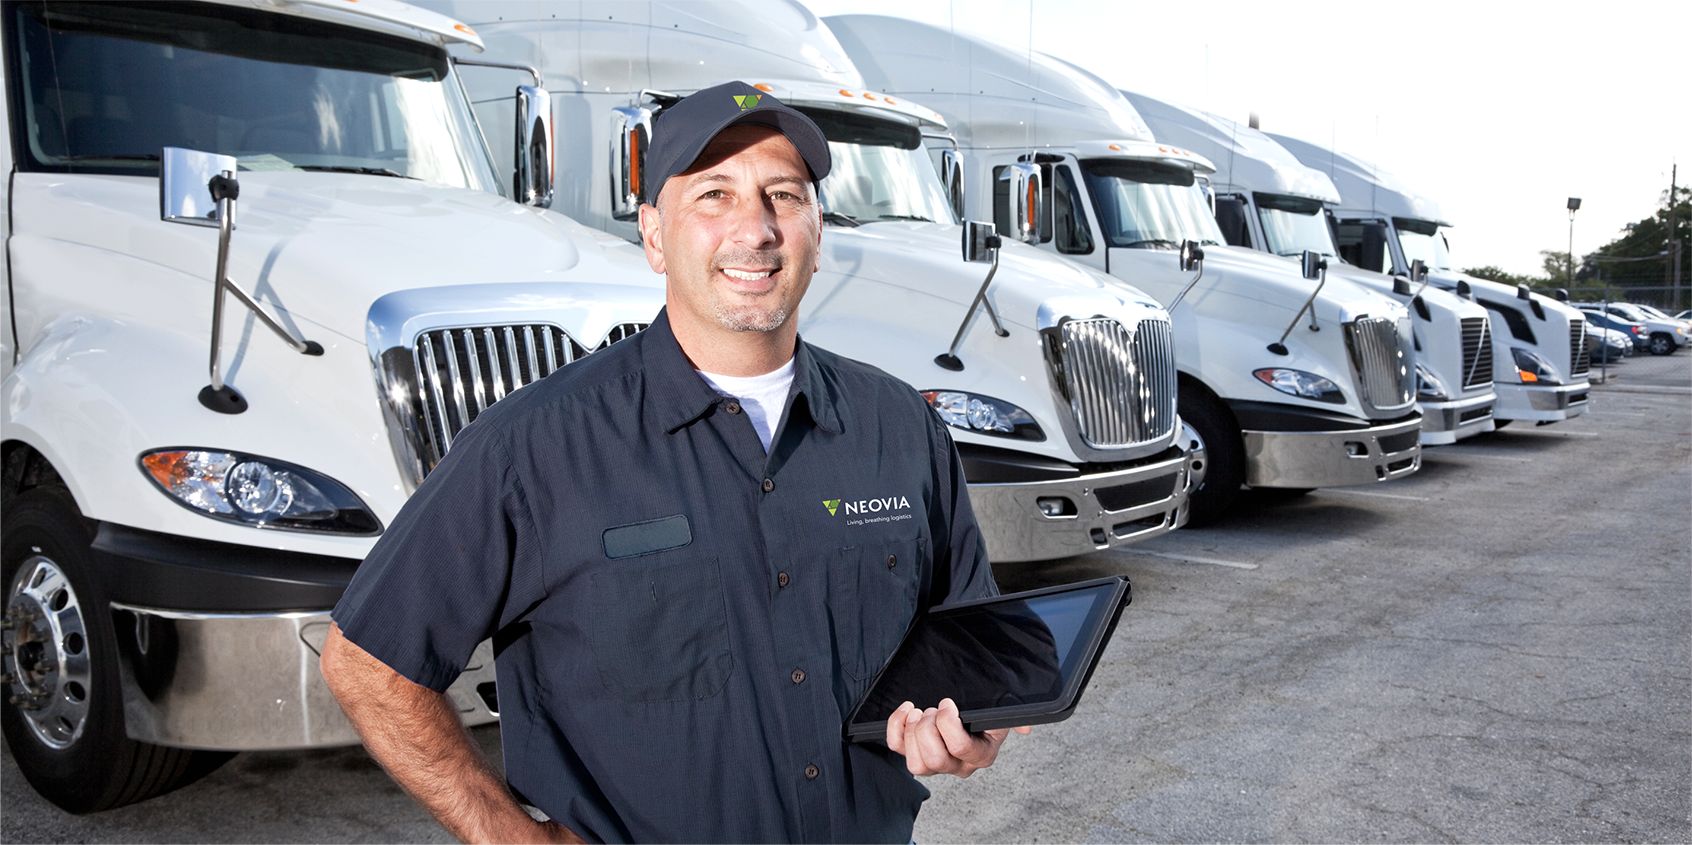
[603,514,692,559]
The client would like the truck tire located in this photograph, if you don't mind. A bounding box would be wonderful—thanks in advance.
[2,486,231,813]
[1178,383,1245,527]
[1648,332,1675,355]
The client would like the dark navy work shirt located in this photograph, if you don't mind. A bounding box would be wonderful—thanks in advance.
[333,309,997,843]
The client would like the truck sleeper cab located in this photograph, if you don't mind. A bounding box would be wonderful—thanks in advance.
[1268,132,1592,425]
[828,14,1422,525]
[429,0,1203,562]
[1120,91,1496,446]
[2,0,664,812]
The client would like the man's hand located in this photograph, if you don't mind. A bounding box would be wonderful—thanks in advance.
[885,698,1031,778]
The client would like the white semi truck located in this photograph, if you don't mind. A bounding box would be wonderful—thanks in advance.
[1,0,666,811]
[1269,134,1592,425]
[1123,92,1498,445]
[829,15,1423,524]
[425,0,1203,561]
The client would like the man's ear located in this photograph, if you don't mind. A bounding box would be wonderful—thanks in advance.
[638,202,666,274]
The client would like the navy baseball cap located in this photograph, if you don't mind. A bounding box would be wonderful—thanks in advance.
[643,81,832,205]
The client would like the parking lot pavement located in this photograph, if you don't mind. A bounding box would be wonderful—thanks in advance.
[4,365,1689,843]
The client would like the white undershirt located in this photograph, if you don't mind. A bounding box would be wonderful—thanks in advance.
[695,358,796,453]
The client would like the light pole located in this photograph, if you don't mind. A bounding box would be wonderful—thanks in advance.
[1567,197,1581,289]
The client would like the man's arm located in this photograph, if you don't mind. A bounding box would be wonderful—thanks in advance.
[320,623,579,844]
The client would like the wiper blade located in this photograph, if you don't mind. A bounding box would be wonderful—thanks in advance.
[870,214,934,223]
[822,211,861,227]
[296,165,417,179]
[56,153,160,162]
[1121,238,1181,249]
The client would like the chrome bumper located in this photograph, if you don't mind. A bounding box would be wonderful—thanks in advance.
[1243,415,1422,488]
[1494,381,1591,423]
[1417,392,1496,446]
[111,604,498,750]
[968,424,1203,564]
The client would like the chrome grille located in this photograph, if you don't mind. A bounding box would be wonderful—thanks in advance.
[1047,317,1177,449]
[1460,316,1494,389]
[1569,320,1590,377]
[411,322,646,474]
[1345,317,1416,413]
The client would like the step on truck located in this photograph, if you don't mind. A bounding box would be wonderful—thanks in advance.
[1124,92,1499,446]
[829,15,1424,525]
[423,0,1204,562]
[1269,133,1593,425]
[1,0,665,812]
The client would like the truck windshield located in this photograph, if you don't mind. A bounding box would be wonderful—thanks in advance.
[799,107,957,225]
[1395,219,1454,271]
[1079,159,1223,249]
[10,2,500,192]
[1255,194,1338,258]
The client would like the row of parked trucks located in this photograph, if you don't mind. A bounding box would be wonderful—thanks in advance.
[0,0,1593,812]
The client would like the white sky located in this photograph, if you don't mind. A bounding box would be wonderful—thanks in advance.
[802,0,1692,277]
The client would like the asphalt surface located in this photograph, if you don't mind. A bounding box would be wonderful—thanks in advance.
[4,353,1688,843]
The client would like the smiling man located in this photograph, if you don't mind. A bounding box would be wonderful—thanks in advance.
[320,81,1015,844]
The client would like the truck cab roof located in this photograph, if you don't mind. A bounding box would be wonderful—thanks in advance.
[201,0,484,50]
[1123,90,1339,205]
[1268,131,1450,225]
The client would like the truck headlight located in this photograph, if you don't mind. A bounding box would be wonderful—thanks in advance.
[920,391,1044,440]
[1415,363,1450,401]
[1252,368,1345,404]
[140,449,381,535]
[1511,348,1562,385]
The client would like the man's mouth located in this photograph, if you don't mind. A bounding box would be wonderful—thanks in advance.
[721,267,776,282]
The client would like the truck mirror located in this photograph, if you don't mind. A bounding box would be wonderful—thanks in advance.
[1554,288,1570,302]
[1456,280,1473,299]
[1410,258,1428,283]
[1179,239,1204,273]
[514,85,554,208]
[940,148,966,220]
[609,105,652,220]
[160,147,238,227]
[999,162,1050,245]
[961,220,1001,263]
[1300,249,1327,281]
[1516,284,1532,301]
[1392,276,1412,296]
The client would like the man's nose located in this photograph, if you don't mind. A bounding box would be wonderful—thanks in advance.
[726,191,780,250]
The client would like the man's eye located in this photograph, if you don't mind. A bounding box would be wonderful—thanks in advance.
[699,189,727,200]
[770,190,803,203]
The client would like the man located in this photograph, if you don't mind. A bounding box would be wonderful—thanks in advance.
[321,81,1021,844]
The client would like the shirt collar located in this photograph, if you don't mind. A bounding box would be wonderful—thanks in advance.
[642,308,842,436]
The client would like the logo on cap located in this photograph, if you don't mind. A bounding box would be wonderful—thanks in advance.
[733,94,762,111]
[822,499,841,516]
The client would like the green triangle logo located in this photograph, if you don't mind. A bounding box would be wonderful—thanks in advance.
[734,94,762,110]
[822,499,840,516]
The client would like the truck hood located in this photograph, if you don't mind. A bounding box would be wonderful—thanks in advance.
[807,221,1158,328]
[1192,244,1402,325]
[23,173,664,341]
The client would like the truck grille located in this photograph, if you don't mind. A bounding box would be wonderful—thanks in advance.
[410,322,646,475]
[1045,317,1177,449]
[1345,317,1416,413]
[1569,320,1590,377]
[1460,316,1494,389]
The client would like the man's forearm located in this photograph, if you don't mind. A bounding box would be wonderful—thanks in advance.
[320,623,572,844]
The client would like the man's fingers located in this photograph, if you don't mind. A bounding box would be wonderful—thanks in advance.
[914,707,959,774]
[886,701,914,753]
[934,698,983,761]
[1013,725,1033,735]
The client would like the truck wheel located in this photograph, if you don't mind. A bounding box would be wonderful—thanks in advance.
[1178,384,1245,527]
[1648,333,1675,355]
[2,486,231,813]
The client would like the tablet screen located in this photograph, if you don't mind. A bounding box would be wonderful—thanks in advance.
[848,580,1119,729]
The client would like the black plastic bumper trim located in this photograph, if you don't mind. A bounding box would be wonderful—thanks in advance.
[90,522,361,612]
[1226,400,1418,433]
[958,442,1185,485]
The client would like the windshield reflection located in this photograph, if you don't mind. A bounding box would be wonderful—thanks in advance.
[1397,227,1453,271]
[1258,203,1338,258]
[1080,159,1223,249]
[821,142,957,224]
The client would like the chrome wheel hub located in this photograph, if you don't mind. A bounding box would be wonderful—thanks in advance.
[3,555,92,749]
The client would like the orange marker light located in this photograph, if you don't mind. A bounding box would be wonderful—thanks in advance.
[839,89,855,97]
[1108,143,1122,151]
[885,97,898,105]
[454,23,475,35]
[1518,370,1539,383]
[754,83,774,92]
[864,92,878,100]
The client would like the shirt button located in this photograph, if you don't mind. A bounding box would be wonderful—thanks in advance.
[724,399,742,415]
[791,668,806,684]
[887,554,898,569]
[777,571,790,588]
[761,477,775,493]
[804,764,820,780]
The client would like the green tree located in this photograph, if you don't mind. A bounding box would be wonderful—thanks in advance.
[1580,185,1691,288]
[1463,264,1546,287]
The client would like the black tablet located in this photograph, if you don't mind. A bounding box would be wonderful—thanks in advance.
[843,575,1131,742]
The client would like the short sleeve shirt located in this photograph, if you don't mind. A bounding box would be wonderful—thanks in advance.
[332,309,998,844]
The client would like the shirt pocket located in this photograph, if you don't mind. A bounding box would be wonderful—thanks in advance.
[584,554,734,703]
[830,536,925,681]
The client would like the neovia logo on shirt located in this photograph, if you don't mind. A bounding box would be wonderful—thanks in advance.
[823,494,913,526]
[733,94,762,110]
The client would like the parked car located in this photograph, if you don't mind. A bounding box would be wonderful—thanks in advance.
[1580,309,1650,353]
[1574,302,1689,355]
[1582,317,1632,363]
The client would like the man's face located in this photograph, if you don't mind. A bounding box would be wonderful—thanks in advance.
[639,124,822,336]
